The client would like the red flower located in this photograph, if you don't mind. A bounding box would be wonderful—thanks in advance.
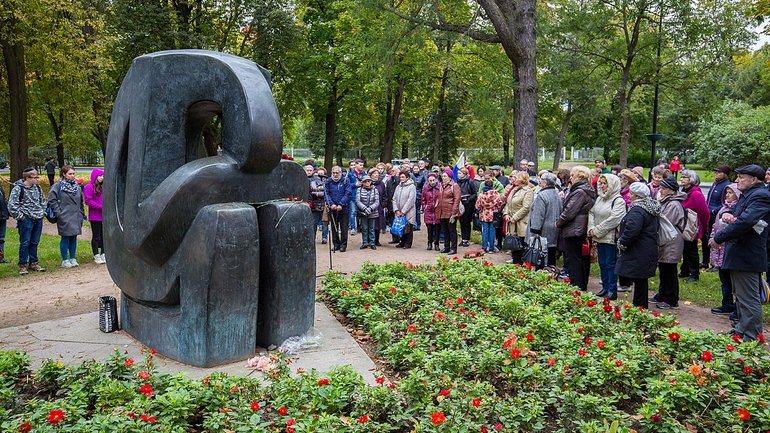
[388,383,396,389]
[361,282,369,289]
[586,300,597,307]
[651,311,660,317]
[408,339,416,347]
[651,414,662,423]
[138,371,149,381]
[364,305,370,310]
[603,305,613,313]
[613,311,622,319]
[376,376,385,384]
[431,412,446,426]
[526,334,534,342]
[584,337,593,345]
[495,422,503,431]
[481,426,488,433]
[547,357,556,366]
[47,409,66,425]
[251,401,260,411]
[407,325,417,333]
[140,384,153,398]
[124,358,134,367]
[758,334,766,343]
[701,351,713,363]
[737,408,750,421]
[596,341,605,349]
[668,332,680,342]
[726,344,735,352]
[510,349,521,359]
[439,389,450,396]
[286,418,296,433]
[564,277,571,283]
[318,378,329,386]
[140,414,156,423]
[472,398,481,407]
[743,366,753,375]
[18,422,31,433]
[279,406,288,416]
[615,360,623,367]
[358,415,369,424]
[578,349,586,356]
[523,261,532,270]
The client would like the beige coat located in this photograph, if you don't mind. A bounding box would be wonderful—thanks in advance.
[503,185,533,236]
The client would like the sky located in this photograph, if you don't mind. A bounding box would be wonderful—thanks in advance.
[751,23,769,51]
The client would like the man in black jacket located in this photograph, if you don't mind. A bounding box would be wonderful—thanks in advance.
[712,164,770,341]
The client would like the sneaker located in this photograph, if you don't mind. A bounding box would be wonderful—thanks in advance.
[493,248,500,253]
[321,239,328,244]
[596,289,608,297]
[360,244,369,249]
[28,262,45,272]
[706,266,719,273]
[711,306,734,315]
[617,286,632,292]
[100,253,106,263]
[505,259,514,264]
[62,259,74,268]
[370,245,376,250]
[349,229,357,236]
[656,302,679,310]
[94,254,102,264]
[603,292,618,300]
[70,259,79,267]
[649,293,661,303]
[19,265,28,275]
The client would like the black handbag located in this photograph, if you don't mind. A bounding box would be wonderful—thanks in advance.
[503,227,524,252]
[99,296,120,333]
[522,237,548,269]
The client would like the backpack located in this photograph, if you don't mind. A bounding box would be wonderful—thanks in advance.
[658,215,679,245]
[681,208,699,242]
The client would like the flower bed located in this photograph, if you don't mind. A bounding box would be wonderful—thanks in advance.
[320,258,770,432]
[0,258,768,432]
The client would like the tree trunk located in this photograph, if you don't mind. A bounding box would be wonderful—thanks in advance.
[553,100,573,171]
[2,39,29,181]
[324,79,337,171]
[382,76,405,163]
[433,42,450,165]
[617,70,631,167]
[46,109,65,167]
[502,120,510,167]
[511,0,538,170]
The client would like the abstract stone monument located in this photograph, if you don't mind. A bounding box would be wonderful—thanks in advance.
[103,50,315,367]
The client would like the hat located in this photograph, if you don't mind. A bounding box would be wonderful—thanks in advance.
[734,164,765,179]
[431,165,440,172]
[629,182,650,198]
[491,165,501,170]
[714,165,731,175]
[527,161,535,167]
[361,175,372,182]
[660,175,679,191]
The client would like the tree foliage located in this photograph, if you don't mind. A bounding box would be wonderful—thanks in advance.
[692,100,770,169]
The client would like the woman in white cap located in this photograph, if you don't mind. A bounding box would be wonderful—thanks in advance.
[615,182,660,309]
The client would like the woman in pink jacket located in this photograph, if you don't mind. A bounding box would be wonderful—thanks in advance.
[84,168,105,264]
[679,169,711,282]
[421,173,441,251]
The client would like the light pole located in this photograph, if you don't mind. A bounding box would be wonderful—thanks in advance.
[647,4,664,170]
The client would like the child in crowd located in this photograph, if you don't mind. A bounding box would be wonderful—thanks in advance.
[475,180,503,253]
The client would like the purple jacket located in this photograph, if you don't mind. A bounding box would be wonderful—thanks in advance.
[84,168,104,222]
[421,182,441,225]
[709,184,741,267]
[681,185,710,240]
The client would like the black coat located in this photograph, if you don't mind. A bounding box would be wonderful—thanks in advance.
[714,183,770,273]
[0,187,8,220]
[616,204,659,279]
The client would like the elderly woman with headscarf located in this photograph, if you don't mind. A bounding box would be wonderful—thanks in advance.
[525,172,562,266]
[616,182,660,309]
[679,169,711,282]
[556,166,596,291]
[587,173,626,300]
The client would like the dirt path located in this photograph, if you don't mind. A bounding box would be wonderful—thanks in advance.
[0,227,733,333]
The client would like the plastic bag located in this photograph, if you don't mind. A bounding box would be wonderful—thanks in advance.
[390,215,407,237]
[279,332,322,355]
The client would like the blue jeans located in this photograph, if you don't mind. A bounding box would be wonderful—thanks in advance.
[60,235,78,260]
[481,221,496,251]
[348,197,357,230]
[17,217,43,265]
[597,243,618,294]
[313,211,329,240]
[359,217,376,246]
[718,268,735,311]
[0,218,6,255]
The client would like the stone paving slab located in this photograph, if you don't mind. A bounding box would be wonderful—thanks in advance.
[0,303,379,383]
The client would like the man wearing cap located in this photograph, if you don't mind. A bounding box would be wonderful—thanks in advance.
[7,168,47,275]
[526,161,537,177]
[492,165,509,187]
[712,164,770,342]
[702,165,732,271]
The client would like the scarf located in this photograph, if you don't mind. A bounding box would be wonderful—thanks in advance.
[632,197,661,217]
[60,178,80,195]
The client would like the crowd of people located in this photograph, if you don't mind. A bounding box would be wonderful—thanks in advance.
[0,166,105,274]
[305,157,770,342]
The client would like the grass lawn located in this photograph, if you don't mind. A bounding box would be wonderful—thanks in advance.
[1,227,93,278]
